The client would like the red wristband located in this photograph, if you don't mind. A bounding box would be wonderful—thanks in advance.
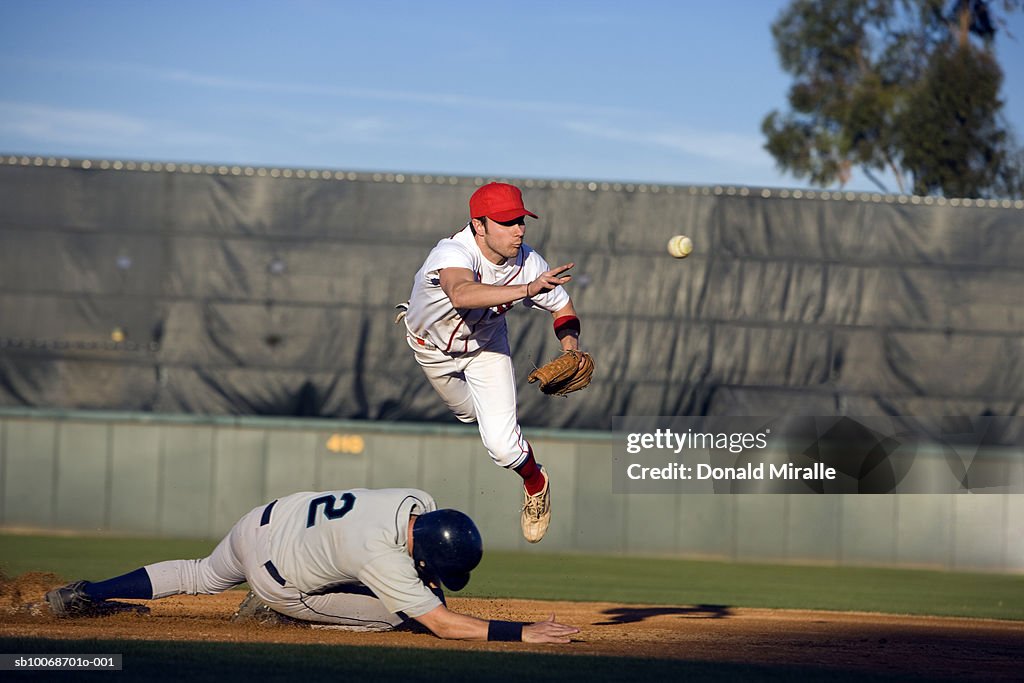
[553,315,581,336]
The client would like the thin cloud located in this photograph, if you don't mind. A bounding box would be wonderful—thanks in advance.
[541,12,637,27]
[154,65,636,117]
[291,115,395,145]
[223,102,398,146]
[0,101,148,144]
[563,120,773,168]
[3,57,639,118]
[0,101,234,148]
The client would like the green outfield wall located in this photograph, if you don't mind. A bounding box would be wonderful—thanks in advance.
[1,408,1020,573]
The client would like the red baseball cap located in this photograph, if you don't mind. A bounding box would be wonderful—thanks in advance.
[469,182,539,222]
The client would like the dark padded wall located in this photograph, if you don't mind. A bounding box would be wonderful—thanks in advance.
[2,159,1023,428]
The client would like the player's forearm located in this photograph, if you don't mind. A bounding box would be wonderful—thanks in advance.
[415,606,490,640]
[552,300,581,351]
[446,281,529,310]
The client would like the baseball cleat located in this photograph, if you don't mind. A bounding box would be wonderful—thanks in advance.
[231,590,305,626]
[46,581,93,617]
[520,466,551,543]
[45,581,150,618]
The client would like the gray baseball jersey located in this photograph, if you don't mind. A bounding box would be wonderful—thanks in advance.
[266,487,441,618]
[405,223,570,353]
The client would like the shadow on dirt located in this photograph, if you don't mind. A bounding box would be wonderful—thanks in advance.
[595,604,732,625]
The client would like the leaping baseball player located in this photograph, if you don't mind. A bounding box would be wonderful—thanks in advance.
[46,486,578,643]
[400,182,587,543]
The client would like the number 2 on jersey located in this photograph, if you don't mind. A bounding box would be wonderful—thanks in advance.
[306,492,356,527]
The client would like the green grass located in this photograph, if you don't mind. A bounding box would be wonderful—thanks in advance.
[0,535,217,582]
[2,533,1021,620]
[472,552,1024,620]
[0,638,931,683]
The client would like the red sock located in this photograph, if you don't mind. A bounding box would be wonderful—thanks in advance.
[515,449,546,495]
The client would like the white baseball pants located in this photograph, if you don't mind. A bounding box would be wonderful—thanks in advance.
[409,335,531,469]
[143,504,405,631]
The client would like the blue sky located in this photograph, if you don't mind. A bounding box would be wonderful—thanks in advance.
[1,0,1023,192]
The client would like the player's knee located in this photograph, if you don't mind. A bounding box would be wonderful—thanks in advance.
[194,559,241,595]
[482,439,524,468]
[450,399,477,423]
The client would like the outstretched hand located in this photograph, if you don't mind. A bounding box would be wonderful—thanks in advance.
[527,263,574,298]
[521,614,579,644]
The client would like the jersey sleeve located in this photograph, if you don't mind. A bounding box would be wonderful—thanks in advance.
[422,240,477,280]
[357,553,442,618]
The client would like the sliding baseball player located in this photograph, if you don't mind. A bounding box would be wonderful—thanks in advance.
[46,486,578,642]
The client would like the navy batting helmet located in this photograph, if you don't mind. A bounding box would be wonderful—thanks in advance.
[412,509,482,591]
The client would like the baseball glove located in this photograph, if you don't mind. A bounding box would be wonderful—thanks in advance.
[527,350,595,396]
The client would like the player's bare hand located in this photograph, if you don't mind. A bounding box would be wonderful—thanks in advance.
[526,263,574,298]
[521,614,579,644]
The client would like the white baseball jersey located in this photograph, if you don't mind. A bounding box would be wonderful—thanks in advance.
[406,223,570,354]
[266,488,441,618]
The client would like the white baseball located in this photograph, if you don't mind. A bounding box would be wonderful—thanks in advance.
[667,235,693,259]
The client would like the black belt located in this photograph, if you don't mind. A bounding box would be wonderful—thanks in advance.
[261,501,285,585]
[260,500,277,526]
[306,582,377,597]
[264,560,286,586]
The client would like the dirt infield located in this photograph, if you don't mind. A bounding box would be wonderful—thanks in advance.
[2,573,1022,679]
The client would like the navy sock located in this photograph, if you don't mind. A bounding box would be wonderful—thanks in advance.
[82,567,154,601]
